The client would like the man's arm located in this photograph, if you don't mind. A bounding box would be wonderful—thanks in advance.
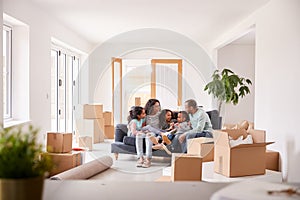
[178,113,206,143]
[187,112,206,134]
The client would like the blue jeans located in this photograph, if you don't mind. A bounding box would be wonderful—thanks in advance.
[135,132,154,159]
[181,131,213,153]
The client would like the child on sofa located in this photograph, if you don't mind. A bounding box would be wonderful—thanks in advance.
[127,106,153,168]
[150,111,191,152]
[167,111,191,140]
[141,109,174,140]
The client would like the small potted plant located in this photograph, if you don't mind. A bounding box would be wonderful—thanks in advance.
[204,68,252,125]
[0,124,52,200]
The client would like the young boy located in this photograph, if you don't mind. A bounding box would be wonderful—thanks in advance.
[164,111,191,142]
[150,111,191,154]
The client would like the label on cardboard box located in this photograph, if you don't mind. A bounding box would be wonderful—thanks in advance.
[47,132,72,153]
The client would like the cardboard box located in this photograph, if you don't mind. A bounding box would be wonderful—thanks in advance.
[187,137,214,162]
[105,125,115,139]
[79,136,93,150]
[42,151,82,176]
[266,150,280,171]
[47,132,72,153]
[95,118,105,143]
[76,118,105,143]
[83,104,103,119]
[135,97,141,106]
[103,112,113,125]
[213,129,273,177]
[171,153,202,181]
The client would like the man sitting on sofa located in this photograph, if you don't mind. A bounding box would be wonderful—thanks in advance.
[178,99,213,153]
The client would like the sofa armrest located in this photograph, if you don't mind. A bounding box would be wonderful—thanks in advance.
[115,124,128,142]
[206,110,221,129]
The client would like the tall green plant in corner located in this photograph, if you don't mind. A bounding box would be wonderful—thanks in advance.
[204,68,252,114]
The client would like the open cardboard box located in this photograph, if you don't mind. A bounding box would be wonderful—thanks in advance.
[187,137,214,162]
[213,129,273,177]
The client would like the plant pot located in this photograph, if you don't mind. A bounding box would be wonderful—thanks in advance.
[0,176,44,200]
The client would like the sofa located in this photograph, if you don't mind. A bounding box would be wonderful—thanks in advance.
[111,110,221,160]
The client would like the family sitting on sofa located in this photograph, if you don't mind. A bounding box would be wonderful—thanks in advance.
[126,98,213,168]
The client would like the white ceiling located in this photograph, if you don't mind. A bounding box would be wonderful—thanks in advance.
[28,0,269,47]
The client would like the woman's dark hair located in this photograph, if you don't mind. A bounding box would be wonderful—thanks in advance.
[129,106,144,121]
[159,109,173,130]
[179,111,190,122]
[144,99,160,115]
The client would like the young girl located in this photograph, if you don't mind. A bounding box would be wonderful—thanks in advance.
[127,106,153,168]
[142,109,174,155]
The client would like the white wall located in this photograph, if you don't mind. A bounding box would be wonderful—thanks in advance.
[12,26,30,121]
[211,0,300,182]
[217,44,255,124]
[86,29,216,124]
[255,0,300,182]
[0,1,3,124]
[3,0,92,142]
[92,48,213,124]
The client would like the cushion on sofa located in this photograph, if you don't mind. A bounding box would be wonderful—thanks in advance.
[123,136,136,146]
[115,124,128,142]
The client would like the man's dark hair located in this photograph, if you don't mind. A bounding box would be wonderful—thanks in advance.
[179,111,190,122]
[185,99,197,109]
[144,99,160,115]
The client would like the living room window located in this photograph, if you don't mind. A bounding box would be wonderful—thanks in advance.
[3,25,12,120]
[3,14,30,128]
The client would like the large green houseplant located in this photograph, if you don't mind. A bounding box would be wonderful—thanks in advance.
[204,68,252,114]
[0,124,52,200]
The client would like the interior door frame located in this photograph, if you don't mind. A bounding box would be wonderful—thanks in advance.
[112,58,122,124]
[151,59,183,106]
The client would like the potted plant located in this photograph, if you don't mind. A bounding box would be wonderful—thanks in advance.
[0,124,52,200]
[204,68,252,124]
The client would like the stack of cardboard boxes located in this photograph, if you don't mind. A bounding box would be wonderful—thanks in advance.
[76,104,115,149]
[76,104,105,150]
[44,132,82,176]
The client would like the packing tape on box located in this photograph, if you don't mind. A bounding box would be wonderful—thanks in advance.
[50,156,113,180]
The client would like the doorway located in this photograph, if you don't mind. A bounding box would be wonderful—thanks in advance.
[51,48,80,133]
[112,58,183,124]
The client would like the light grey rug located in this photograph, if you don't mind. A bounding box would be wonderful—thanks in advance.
[83,140,171,181]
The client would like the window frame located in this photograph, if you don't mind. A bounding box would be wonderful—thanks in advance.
[3,24,13,120]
